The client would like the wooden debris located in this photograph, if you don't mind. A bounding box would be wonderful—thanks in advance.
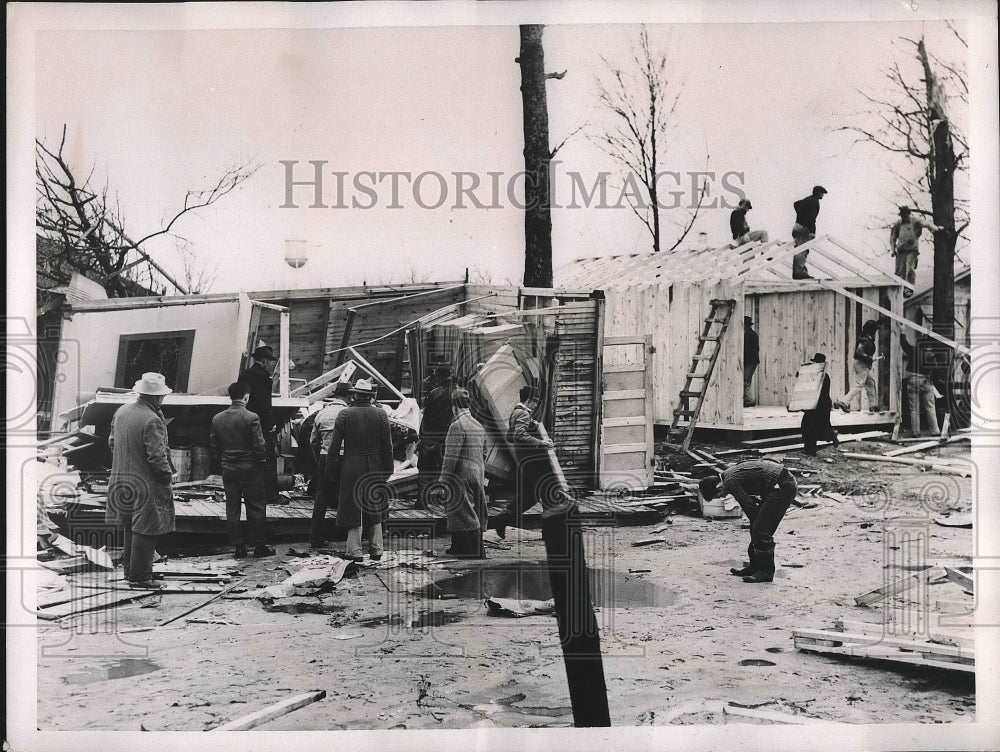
[210,690,327,731]
[793,626,974,673]
[722,703,826,725]
[158,576,249,626]
[838,452,972,476]
[884,434,969,457]
[36,588,156,620]
[933,515,972,528]
[854,570,931,607]
[755,431,889,456]
[943,566,974,593]
[631,538,667,547]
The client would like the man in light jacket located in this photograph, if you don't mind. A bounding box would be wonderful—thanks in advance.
[106,372,176,588]
[439,388,488,558]
[308,380,352,548]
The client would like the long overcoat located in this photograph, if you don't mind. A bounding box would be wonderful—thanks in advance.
[105,399,176,536]
[441,409,488,533]
[329,404,394,528]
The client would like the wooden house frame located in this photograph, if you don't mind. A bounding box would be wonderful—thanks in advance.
[559,235,965,435]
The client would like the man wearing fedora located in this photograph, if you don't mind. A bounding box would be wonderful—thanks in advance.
[417,364,454,510]
[210,382,274,558]
[890,206,941,297]
[327,379,395,562]
[308,380,353,548]
[730,198,769,245]
[240,345,280,505]
[106,372,176,588]
[791,185,827,279]
[800,353,839,455]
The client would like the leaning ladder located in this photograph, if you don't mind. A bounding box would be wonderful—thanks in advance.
[669,299,737,451]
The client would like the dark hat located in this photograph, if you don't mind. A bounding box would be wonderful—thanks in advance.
[739,198,752,210]
[744,316,753,325]
[813,185,828,196]
[898,205,911,215]
[252,345,276,360]
[333,381,352,397]
[812,353,826,363]
[434,364,453,378]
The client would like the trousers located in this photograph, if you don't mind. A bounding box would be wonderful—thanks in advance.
[223,464,267,547]
[738,471,796,554]
[842,361,877,411]
[310,456,340,546]
[743,363,758,406]
[346,524,384,559]
[894,249,918,288]
[906,375,940,435]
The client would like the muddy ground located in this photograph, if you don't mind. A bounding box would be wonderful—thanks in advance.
[36,441,976,730]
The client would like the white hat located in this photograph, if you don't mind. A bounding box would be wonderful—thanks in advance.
[350,378,376,394]
[133,372,173,396]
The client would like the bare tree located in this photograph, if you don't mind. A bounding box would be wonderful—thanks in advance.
[594,26,704,253]
[839,33,968,341]
[517,24,565,287]
[36,124,258,300]
[177,240,219,294]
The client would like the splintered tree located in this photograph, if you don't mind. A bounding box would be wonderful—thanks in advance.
[841,30,968,342]
[595,26,704,253]
[36,125,257,305]
[517,24,567,288]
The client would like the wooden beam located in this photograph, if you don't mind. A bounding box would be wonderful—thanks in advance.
[210,690,327,731]
[839,451,972,476]
[346,347,407,403]
[722,703,826,725]
[816,280,970,355]
[248,300,289,312]
[346,283,466,312]
[278,310,290,398]
[854,570,930,607]
[827,235,916,291]
[884,435,968,457]
[944,566,974,593]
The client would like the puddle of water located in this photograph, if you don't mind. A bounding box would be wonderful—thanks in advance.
[424,566,676,608]
[63,659,161,686]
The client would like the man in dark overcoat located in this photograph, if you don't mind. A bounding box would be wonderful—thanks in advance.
[328,379,394,562]
[239,345,279,504]
[800,353,839,455]
[106,372,176,588]
[417,365,453,509]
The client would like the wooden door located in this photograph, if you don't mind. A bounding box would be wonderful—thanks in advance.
[599,335,654,490]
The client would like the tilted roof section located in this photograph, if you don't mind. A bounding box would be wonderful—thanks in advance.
[557,235,906,292]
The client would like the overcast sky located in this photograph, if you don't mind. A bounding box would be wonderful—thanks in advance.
[26,7,976,293]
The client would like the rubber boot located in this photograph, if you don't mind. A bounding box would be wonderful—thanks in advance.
[729,543,756,576]
[742,548,775,583]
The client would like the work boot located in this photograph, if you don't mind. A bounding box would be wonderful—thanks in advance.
[742,548,775,583]
[729,543,756,576]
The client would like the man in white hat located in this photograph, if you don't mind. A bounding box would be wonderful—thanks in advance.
[106,372,176,588]
[327,379,394,562]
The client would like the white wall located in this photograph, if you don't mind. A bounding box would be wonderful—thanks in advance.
[54,299,246,422]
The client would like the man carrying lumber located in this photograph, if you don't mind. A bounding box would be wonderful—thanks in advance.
[730,198,769,245]
[308,380,353,548]
[494,385,554,540]
[107,372,176,588]
[210,382,274,558]
[800,353,839,455]
[417,365,454,509]
[328,379,394,562]
[790,185,827,279]
[699,459,797,583]
[239,345,280,506]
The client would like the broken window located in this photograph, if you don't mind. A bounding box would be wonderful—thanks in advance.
[115,330,195,392]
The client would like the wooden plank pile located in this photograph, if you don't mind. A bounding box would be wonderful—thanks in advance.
[793,619,974,674]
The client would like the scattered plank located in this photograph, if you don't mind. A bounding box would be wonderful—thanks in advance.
[158,576,249,626]
[794,639,974,673]
[854,570,931,607]
[933,515,972,528]
[722,703,826,725]
[36,588,155,620]
[884,435,969,457]
[839,452,972,476]
[944,567,974,593]
[631,538,666,547]
[210,690,327,731]
[792,628,969,660]
[756,431,889,456]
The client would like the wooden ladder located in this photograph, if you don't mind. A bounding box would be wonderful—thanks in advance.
[669,298,737,450]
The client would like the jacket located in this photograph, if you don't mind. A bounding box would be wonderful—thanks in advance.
[239,363,275,434]
[793,195,821,232]
[329,403,395,528]
[210,401,266,471]
[441,408,488,532]
[508,403,547,455]
[311,398,349,457]
[890,217,929,253]
[420,383,454,443]
[853,335,877,367]
[730,208,750,240]
[106,398,176,536]
[721,460,787,508]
